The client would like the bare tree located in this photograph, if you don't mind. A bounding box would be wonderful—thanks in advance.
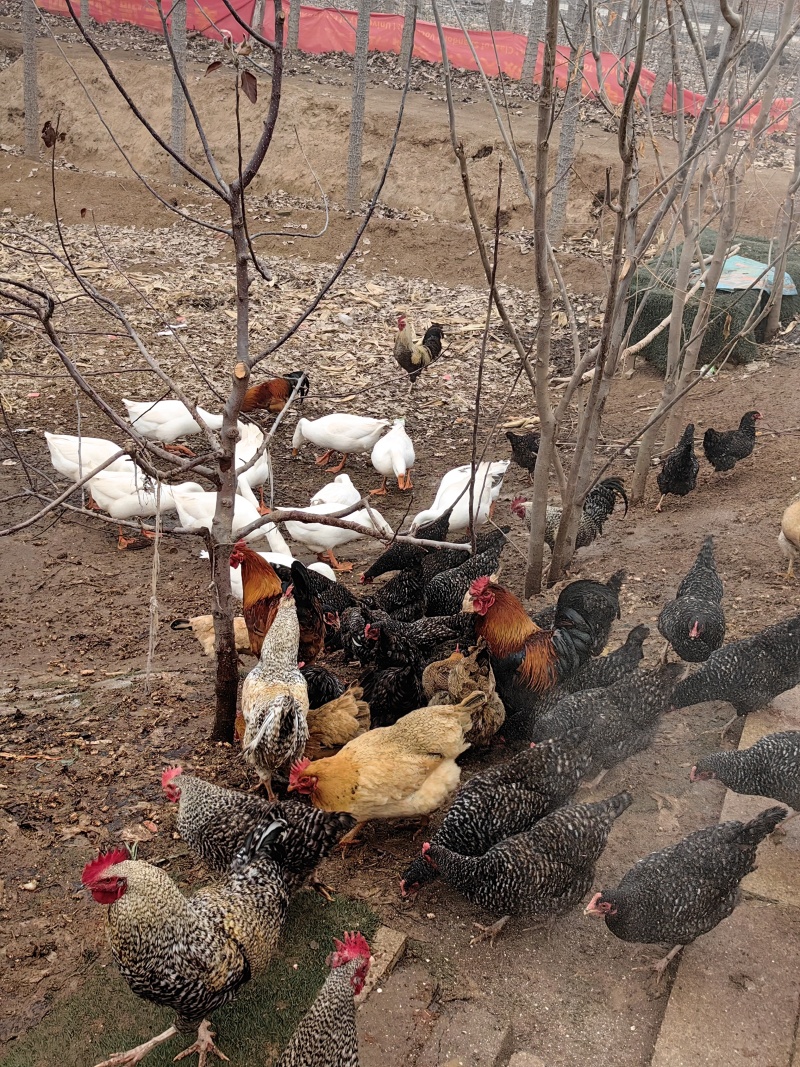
[489,0,507,30]
[765,72,800,338]
[399,0,417,72]
[169,0,187,184]
[288,0,302,50]
[22,0,38,159]
[548,0,589,242]
[521,0,546,84]
[347,0,371,211]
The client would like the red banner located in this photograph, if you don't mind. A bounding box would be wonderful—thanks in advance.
[36,0,792,130]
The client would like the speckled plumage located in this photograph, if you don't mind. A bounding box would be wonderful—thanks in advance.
[99,822,289,1033]
[657,423,699,502]
[276,956,364,1067]
[593,807,786,946]
[166,771,356,891]
[658,536,725,662]
[544,478,628,550]
[241,595,309,790]
[425,535,508,617]
[672,614,800,716]
[693,732,800,810]
[529,665,684,772]
[400,732,591,895]
[426,792,631,917]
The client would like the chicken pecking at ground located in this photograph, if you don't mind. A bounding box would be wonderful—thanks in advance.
[275,932,371,1067]
[657,535,725,663]
[691,731,800,823]
[462,576,619,720]
[162,767,356,898]
[671,613,800,739]
[83,819,289,1067]
[392,315,445,387]
[288,693,484,844]
[656,423,699,512]
[242,370,309,414]
[230,539,283,657]
[511,477,628,551]
[779,490,800,578]
[528,664,686,785]
[424,644,506,747]
[424,530,510,617]
[241,589,309,799]
[585,806,787,978]
[506,429,540,481]
[423,792,632,945]
[359,505,455,584]
[703,410,761,472]
[400,731,591,898]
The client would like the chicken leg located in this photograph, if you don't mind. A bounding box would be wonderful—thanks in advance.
[655,494,666,513]
[651,944,683,981]
[470,916,509,947]
[318,549,353,573]
[173,1020,229,1066]
[93,1025,178,1067]
[658,640,671,666]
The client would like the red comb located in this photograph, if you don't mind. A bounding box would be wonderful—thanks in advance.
[421,841,431,854]
[331,930,371,963]
[469,575,492,597]
[288,757,312,787]
[81,848,130,886]
[161,766,182,791]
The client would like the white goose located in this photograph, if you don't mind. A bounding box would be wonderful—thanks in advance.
[123,399,224,454]
[292,414,390,473]
[284,499,393,572]
[410,460,510,534]
[370,418,415,494]
[45,432,134,480]
[87,470,204,549]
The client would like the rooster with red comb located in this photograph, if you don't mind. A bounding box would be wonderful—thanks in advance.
[276,932,372,1066]
[462,575,618,719]
[81,819,289,1067]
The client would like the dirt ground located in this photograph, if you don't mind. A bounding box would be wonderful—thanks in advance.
[1,24,800,1067]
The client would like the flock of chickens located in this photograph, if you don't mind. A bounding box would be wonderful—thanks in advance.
[38,328,800,1067]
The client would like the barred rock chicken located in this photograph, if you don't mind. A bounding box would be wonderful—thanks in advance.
[241,590,309,799]
[423,792,632,944]
[360,563,426,619]
[511,478,628,551]
[703,410,761,472]
[506,429,540,481]
[529,664,685,782]
[400,731,591,898]
[392,315,445,387]
[585,806,787,977]
[288,694,482,842]
[463,577,615,717]
[425,532,509,617]
[162,767,355,896]
[360,506,455,584]
[503,624,650,742]
[230,539,283,657]
[779,490,800,578]
[276,932,371,1067]
[658,535,725,663]
[691,732,800,818]
[671,614,800,739]
[83,820,289,1067]
[360,622,425,729]
[242,370,309,414]
[656,423,699,512]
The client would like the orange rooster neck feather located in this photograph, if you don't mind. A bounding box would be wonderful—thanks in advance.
[474,584,558,693]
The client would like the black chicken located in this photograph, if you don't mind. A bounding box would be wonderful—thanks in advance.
[672,614,800,738]
[339,604,387,666]
[703,410,761,472]
[425,532,509,617]
[361,564,426,620]
[656,423,699,512]
[503,624,651,741]
[289,560,325,665]
[658,535,725,663]
[529,665,685,780]
[691,731,800,815]
[585,806,787,977]
[400,731,591,898]
[301,665,346,710]
[423,792,633,944]
[360,506,455,584]
[359,621,425,728]
[506,429,540,481]
[393,317,445,387]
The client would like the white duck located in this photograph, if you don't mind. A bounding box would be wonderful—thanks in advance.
[309,473,362,508]
[284,499,393,572]
[123,398,224,455]
[410,460,510,534]
[172,487,267,542]
[370,418,415,494]
[45,432,133,481]
[292,414,390,473]
[220,522,337,599]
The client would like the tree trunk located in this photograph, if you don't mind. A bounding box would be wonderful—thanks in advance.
[169,0,187,185]
[510,0,522,33]
[521,0,546,84]
[747,0,795,155]
[288,0,301,50]
[489,0,506,30]
[252,0,267,35]
[548,1,588,242]
[650,39,672,113]
[347,0,371,212]
[524,0,560,598]
[399,0,417,69]
[705,0,721,50]
[765,75,800,339]
[22,0,38,159]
